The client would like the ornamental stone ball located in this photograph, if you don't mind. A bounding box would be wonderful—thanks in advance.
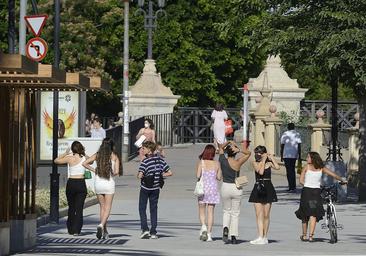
[269,105,277,117]
[316,109,325,123]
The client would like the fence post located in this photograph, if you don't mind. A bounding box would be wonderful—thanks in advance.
[264,105,283,155]
[308,110,331,153]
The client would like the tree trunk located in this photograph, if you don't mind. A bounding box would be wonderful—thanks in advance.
[358,91,366,202]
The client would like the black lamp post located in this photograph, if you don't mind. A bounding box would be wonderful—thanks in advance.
[136,0,166,59]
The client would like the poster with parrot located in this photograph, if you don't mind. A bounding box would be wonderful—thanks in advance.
[40,92,79,160]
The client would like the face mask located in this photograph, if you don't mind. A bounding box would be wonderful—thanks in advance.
[255,154,262,162]
[144,123,149,128]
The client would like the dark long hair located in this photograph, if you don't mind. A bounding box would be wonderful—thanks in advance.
[145,118,155,129]
[214,104,224,111]
[96,138,115,179]
[71,141,85,156]
[199,144,215,160]
[308,151,325,169]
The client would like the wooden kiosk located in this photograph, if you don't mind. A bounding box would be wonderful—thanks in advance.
[0,53,108,255]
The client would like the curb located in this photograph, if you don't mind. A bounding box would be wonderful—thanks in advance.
[36,196,98,228]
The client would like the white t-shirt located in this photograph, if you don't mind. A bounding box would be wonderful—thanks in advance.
[280,130,301,158]
[91,127,106,138]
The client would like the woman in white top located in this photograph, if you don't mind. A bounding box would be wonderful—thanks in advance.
[295,151,346,242]
[54,141,88,236]
[211,104,228,151]
[83,138,121,239]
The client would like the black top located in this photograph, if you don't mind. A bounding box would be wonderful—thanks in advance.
[219,154,238,183]
[255,166,272,181]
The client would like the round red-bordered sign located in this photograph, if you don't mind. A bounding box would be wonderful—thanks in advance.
[26,37,48,62]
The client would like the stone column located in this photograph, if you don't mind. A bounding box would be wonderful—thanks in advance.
[253,89,272,147]
[347,113,360,173]
[308,110,331,153]
[264,105,283,155]
[129,59,180,119]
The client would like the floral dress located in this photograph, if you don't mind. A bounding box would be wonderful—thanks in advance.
[198,164,220,205]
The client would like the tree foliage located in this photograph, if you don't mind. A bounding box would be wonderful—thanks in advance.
[261,0,366,95]
[0,1,8,51]
[0,0,268,115]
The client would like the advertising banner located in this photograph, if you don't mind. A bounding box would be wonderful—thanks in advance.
[39,92,79,161]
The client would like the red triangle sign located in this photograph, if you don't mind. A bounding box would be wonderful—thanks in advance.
[25,14,48,37]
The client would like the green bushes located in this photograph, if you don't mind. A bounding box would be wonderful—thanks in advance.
[35,188,95,217]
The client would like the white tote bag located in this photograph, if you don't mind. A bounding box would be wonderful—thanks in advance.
[194,160,205,197]
[134,135,146,148]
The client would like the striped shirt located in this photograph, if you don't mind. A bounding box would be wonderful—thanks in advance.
[139,155,170,190]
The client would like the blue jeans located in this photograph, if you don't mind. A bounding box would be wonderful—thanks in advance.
[139,188,160,235]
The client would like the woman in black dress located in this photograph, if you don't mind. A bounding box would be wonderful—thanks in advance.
[249,145,280,245]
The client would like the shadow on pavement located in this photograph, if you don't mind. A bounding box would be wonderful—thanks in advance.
[22,247,164,255]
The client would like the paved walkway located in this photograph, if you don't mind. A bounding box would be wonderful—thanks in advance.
[19,144,366,255]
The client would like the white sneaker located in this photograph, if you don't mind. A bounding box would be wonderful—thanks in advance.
[206,233,213,242]
[140,230,150,239]
[200,225,208,241]
[250,237,264,244]
[262,237,269,244]
[150,234,158,239]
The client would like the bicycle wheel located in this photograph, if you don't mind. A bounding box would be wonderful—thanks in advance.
[329,209,338,243]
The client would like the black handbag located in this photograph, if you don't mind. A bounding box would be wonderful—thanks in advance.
[256,177,267,198]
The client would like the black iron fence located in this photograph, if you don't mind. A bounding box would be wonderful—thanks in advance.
[123,100,358,160]
[172,107,242,144]
[106,125,123,160]
[129,117,145,160]
[300,100,358,130]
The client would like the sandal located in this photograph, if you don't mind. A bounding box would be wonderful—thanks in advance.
[308,234,314,242]
[300,234,308,241]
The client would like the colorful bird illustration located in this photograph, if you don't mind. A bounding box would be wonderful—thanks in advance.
[42,108,77,138]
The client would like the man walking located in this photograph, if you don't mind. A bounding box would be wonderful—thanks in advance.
[280,123,301,192]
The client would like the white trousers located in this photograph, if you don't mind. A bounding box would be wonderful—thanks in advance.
[221,182,243,237]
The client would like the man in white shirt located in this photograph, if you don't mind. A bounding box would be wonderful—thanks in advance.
[91,117,106,139]
[280,123,301,192]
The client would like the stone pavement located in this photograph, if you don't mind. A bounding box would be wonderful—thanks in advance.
[19,144,366,256]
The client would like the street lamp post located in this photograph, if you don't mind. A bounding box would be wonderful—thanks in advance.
[136,0,166,59]
[122,0,130,162]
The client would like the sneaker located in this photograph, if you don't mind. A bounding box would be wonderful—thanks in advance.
[140,230,150,239]
[222,227,229,243]
[103,231,109,239]
[231,236,238,244]
[200,225,208,241]
[262,237,269,244]
[96,224,103,239]
[250,237,263,245]
[200,231,208,241]
[206,233,213,242]
[150,234,158,239]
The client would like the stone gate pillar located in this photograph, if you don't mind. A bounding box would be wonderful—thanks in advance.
[128,59,180,119]
[253,89,271,147]
[308,110,331,153]
[264,105,283,155]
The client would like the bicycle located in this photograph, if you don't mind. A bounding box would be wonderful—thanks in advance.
[321,182,346,243]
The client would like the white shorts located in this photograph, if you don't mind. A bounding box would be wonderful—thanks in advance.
[95,175,115,194]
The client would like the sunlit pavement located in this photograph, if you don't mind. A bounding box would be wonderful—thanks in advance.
[18,144,366,255]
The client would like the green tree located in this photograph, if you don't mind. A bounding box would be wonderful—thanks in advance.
[259,0,366,201]
[0,0,8,51]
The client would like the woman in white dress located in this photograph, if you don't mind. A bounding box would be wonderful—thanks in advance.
[211,104,228,151]
[83,138,121,239]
